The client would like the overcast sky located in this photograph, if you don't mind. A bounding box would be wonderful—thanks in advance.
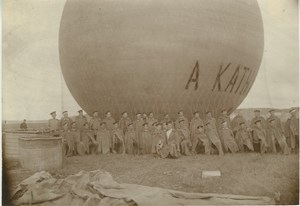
[3,0,299,120]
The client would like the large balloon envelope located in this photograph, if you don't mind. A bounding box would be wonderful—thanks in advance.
[59,0,264,119]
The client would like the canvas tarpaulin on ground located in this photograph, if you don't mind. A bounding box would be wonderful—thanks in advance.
[11,169,274,206]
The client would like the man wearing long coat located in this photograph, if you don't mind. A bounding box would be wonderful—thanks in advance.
[219,121,239,153]
[140,123,153,154]
[235,122,254,152]
[178,120,191,155]
[268,119,290,155]
[205,122,224,155]
[190,111,204,150]
[125,123,138,155]
[161,121,180,158]
[96,122,111,154]
[252,120,268,154]
[119,111,131,135]
[285,109,299,153]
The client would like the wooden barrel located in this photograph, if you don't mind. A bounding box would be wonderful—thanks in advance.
[19,136,63,171]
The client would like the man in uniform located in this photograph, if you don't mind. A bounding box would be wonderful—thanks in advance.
[175,110,189,130]
[79,122,98,155]
[219,121,239,153]
[142,113,148,122]
[162,113,172,125]
[151,123,165,157]
[266,109,283,153]
[204,111,217,130]
[217,109,232,130]
[140,123,153,154]
[204,121,224,155]
[89,111,101,138]
[235,122,254,152]
[75,109,88,133]
[285,108,299,153]
[161,121,180,158]
[60,111,73,130]
[147,112,158,132]
[231,110,246,134]
[190,111,204,152]
[119,111,131,135]
[48,111,60,137]
[20,119,28,130]
[61,122,75,157]
[133,113,144,154]
[125,123,138,155]
[70,122,81,156]
[250,110,267,129]
[178,119,191,155]
[103,111,116,151]
[112,122,125,154]
[96,122,110,154]
[252,120,268,154]
[193,125,211,155]
[268,118,290,155]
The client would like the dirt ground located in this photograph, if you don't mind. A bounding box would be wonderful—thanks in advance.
[4,153,299,205]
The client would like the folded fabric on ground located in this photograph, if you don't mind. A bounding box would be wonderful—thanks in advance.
[11,169,274,206]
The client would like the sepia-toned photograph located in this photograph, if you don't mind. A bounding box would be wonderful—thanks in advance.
[2,0,299,205]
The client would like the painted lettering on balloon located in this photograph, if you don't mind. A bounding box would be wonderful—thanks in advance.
[234,67,249,94]
[225,65,240,92]
[211,63,231,91]
[185,61,199,90]
[186,61,254,95]
[210,63,254,95]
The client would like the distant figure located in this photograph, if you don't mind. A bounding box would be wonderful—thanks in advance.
[48,111,60,137]
[285,108,299,153]
[20,119,27,130]
[60,111,73,130]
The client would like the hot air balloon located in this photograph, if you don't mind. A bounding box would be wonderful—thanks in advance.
[59,0,264,119]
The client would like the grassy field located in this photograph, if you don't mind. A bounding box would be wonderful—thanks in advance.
[4,152,299,205]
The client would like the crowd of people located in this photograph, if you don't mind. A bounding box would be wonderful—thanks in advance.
[46,108,299,158]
